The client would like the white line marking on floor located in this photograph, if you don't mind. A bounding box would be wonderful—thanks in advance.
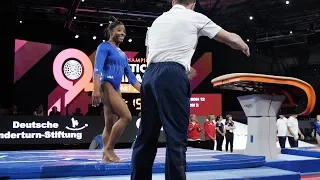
[0,160,58,163]
[63,158,74,161]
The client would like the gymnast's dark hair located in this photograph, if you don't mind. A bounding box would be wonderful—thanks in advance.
[103,16,123,40]
[216,115,222,122]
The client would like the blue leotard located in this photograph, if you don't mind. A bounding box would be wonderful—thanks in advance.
[312,120,320,135]
[94,42,138,91]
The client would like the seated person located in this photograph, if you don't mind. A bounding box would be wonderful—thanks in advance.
[89,134,103,149]
[49,106,61,116]
[73,108,84,116]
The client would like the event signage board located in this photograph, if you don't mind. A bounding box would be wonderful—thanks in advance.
[0,116,147,144]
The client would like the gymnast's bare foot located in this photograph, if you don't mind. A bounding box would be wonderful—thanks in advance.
[102,152,112,163]
[104,149,120,163]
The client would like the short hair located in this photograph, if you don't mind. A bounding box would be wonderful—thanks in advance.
[103,16,123,39]
[176,0,196,6]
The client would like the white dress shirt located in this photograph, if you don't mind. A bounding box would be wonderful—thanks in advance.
[287,116,299,138]
[145,4,222,72]
[276,117,288,137]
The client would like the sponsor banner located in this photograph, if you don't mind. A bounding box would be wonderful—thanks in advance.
[0,115,219,144]
[0,116,165,144]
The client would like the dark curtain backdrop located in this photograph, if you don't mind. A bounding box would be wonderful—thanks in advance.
[0,3,14,109]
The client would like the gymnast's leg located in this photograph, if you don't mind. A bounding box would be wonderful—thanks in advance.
[101,99,118,162]
[101,82,132,162]
[316,133,320,146]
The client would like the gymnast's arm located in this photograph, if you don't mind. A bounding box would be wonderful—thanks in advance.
[195,13,250,56]
[197,123,202,132]
[93,43,108,92]
[232,123,236,130]
[311,121,316,137]
[216,125,224,136]
[225,122,230,130]
[124,58,141,92]
[203,121,208,133]
[188,123,194,133]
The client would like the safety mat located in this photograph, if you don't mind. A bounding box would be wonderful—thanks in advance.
[26,167,300,180]
[0,148,265,179]
[281,147,320,158]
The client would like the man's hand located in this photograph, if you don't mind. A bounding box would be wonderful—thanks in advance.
[187,67,197,80]
[300,134,305,140]
[242,44,250,57]
[294,136,298,141]
[214,30,250,57]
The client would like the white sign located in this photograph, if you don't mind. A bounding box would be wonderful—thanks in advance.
[0,118,88,140]
[13,121,59,129]
[0,131,83,140]
[190,96,206,108]
[65,118,88,131]
[136,118,164,131]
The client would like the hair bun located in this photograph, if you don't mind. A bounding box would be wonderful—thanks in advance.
[109,16,118,22]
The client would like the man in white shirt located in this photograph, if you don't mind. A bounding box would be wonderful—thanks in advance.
[287,115,304,148]
[276,115,288,148]
[131,0,249,179]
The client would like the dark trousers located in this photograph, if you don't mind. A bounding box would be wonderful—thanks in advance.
[216,135,224,151]
[288,136,298,148]
[205,140,215,150]
[131,140,136,149]
[188,140,201,148]
[225,132,234,152]
[131,62,191,180]
[278,136,287,148]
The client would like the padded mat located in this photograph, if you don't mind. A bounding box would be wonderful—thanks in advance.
[25,167,300,180]
[0,148,265,179]
[282,147,320,158]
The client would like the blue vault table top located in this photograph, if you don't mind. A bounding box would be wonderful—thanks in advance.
[0,148,265,179]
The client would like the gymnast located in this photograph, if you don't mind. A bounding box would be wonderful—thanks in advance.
[312,115,320,146]
[92,17,141,163]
